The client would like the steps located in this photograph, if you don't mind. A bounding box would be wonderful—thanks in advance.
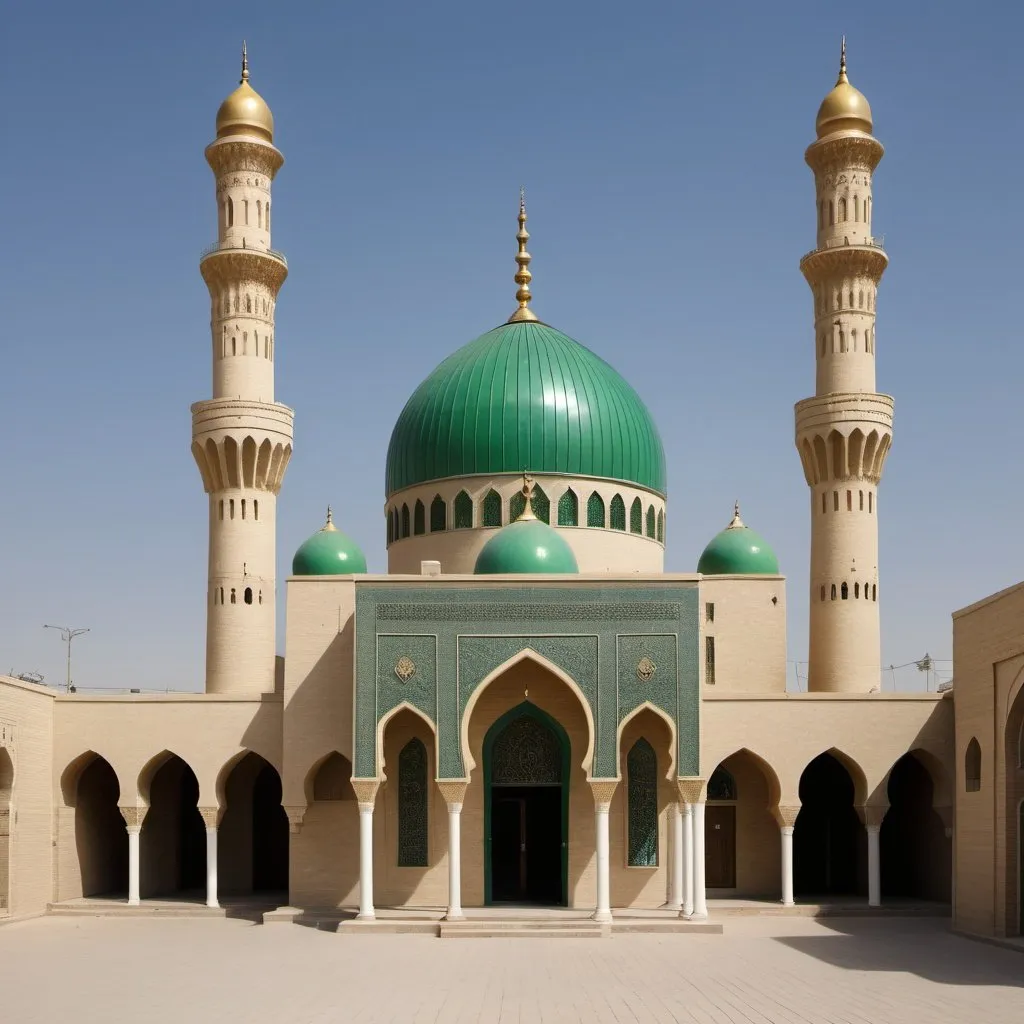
[440,919,607,939]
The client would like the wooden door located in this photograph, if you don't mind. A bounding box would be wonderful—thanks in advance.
[705,805,736,888]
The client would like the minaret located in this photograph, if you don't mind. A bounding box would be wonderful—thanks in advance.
[796,41,893,693]
[190,46,294,694]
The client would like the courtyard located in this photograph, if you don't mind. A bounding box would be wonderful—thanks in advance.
[0,915,1020,1023]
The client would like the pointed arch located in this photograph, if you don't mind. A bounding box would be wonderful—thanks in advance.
[629,496,643,534]
[304,751,354,803]
[255,439,272,489]
[847,429,864,479]
[400,503,410,539]
[557,488,578,526]
[828,430,845,483]
[61,750,118,808]
[430,494,446,532]
[482,489,502,528]
[804,747,869,807]
[799,439,818,485]
[191,442,215,492]
[646,504,656,538]
[373,701,439,783]
[397,738,429,867]
[708,765,737,800]
[813,435,828,483]
[223,436,240,489]
[707,747,782,812]
[610,494,627,531]
[587,491,605,528]
[453,490,473,529]
[532,483,550,524]
[615,701,677,779]
[626,738,658,866]
[413,499,425,535]
[241,436,257,488]
[461,649,595,779]
[657,509,665,543]
[213,747,283,809]
[965,737,981,792]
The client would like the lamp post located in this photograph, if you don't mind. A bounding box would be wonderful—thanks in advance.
[43,625,90,693]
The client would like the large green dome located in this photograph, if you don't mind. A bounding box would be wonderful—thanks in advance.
[697,504,779,576]
[385,320,666,497]
[475,517,579,575]
[292,510,367,575]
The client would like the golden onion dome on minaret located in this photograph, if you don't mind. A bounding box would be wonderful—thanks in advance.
[216,42,274,143]
[815,37,873,139]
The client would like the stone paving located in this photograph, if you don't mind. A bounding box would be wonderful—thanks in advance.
[0,914,1021,1023]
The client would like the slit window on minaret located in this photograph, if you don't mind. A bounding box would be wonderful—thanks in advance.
[846,490,852,511]
[854,195,860,221]
[859,491,864,511]
[219,500,224,520]
[705,637,716,685]
[831,584,837,600]
[841,582,849,600]
[266,202,271,232]
[838,197,847,221]
[855,582,860,598]
[232,337,236,356]
[254,500,258,520]
[244,587,252,605]
[243,199,249,225]
[822,493,827,514]
[833,492,839,512]
[872,584,877,601]
[851,329,857,351]
[230,499,235,519]
[868,492,873,513]
[828,200,834,225]
[820,585,826,601]
[258,591,262,605]
[227,197,234,227]
[241,499,246,519]
[219,587,224,604]
[230,589,236,604]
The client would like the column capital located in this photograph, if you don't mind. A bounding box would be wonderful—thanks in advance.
[352,778,381,808]
[119,805,148,829]
[676,777,706,804]
[437,779,468,807]
[282,804,306,834]
[589,778,619,809]
[198,806,223,829]
[774,804,801,828]
[858,804,888,829]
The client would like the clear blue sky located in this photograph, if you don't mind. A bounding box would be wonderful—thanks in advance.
[2,1,1018,692]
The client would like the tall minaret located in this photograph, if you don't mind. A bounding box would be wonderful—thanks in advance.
[795,41,893,693]
[191,46,293,694]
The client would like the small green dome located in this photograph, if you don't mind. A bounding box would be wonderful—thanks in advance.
[475,511,579,575]
[697,504,779,575]
[292,509,367,575]
[385,320,666,497]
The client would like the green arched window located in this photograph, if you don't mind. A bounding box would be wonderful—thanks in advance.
[453,490,473,529]
[646,505,656,538]
[391,508,400,542]
[510,490,525,522]
[482,489,502,527]
[610,494,626,531]
[558,489,578,526]
[397,738,428,866]
[386,510,393,545]
[532,484,550,524]
[401,503,410,539]
[430,495,446,532]
[587,491,605,528]
[656,509,664,543]
[708,766,737,801]
[627,738,658,867]
[413,499,425,535]
[630,497,643,534]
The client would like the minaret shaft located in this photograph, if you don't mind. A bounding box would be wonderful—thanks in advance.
[796,55,893,694]
[191,66,293,695]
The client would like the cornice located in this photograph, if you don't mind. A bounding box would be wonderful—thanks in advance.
[801,245,888,285]
[200,249,288,294]
[805,133,883,174]
[205,138,283,178]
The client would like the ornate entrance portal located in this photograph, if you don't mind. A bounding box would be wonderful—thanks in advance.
[484,703,569,905]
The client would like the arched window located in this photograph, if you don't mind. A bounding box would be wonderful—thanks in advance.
[219,500,224,521]
[846,490,852,511]
[397,738,429,866]
[838,197,847,221]
[828,200,834,225]
[230,588,236,604]
[965,738,981,792]
[610,494,626,531]
[401,503,410,539]
[230,499,235,519]
[532,483,550,524]
[219,587,224,604]
[386,512,393,545]
[413,499,425,535]
[558,489,578,526]
[254,499,259,521]
[629,497,643,534]
[831,583,837,600]
[859,491,864,511]
[854,195,860,221]
[232,337,236,356]
[627,739,658,867]
[841,582,849,600]
[587,491,605,528]
[872,584,877,601]
[820,585,826,601]
[833,491,839,512]
[657,509,665,543]
[453,490,473,529]
[256,200,262,228]
[482,489,501,528]
[244,587,253,605]
[708,766,737,800]
[266,202,271,232]
[430,495,446,532]
[227,196,234,227]
[868,492,873,513]
[391,508,400,543]
[854,582,860,598]
[243,199,249,225]
[646,505,656,538]
[822,493,827,514]
[858,289,864,308]
[510,489,525,522]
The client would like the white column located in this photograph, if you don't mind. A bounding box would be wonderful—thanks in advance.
[681,803,694,917]
[446,802,464,921]
[691,801,707,919]
[206,826,219,908]
[594,800,612,923]
[127,826,141,906]
[867,824,881,908]
[668,803,683,911]
[780,826,795,906]
[357,802,375,920]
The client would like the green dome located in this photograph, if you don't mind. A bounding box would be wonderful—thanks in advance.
[292,510,367,575]
[385,320,666,497]
[697,505,779,576]
[475,517,579,575]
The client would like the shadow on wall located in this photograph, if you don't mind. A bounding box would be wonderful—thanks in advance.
[774,917,1024,988]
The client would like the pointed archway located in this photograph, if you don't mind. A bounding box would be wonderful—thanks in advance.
[62,753,127,898]
[0,749,12,912]
[1006,683,1024,934]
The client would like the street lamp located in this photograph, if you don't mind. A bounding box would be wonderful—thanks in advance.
[43,625,90,693]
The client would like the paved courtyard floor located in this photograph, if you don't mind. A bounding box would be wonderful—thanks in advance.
[0,914,1021,1023]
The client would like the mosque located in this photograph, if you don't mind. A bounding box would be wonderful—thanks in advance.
[0,43,1018,942]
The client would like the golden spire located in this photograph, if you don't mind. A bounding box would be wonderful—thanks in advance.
[815,36,873,139]
[216,42,275,142]
[322,506,338,532]
[515,473,538,522]
[241,40,250,82]
[727,501,745,530]
[838,35,847,84]
[507,188,539,323]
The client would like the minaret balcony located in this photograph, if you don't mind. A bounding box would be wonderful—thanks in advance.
[199,244,288,293]
[200,242,287,268]
[800,238,888,283]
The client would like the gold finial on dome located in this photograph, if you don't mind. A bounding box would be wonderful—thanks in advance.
[322,506,338,532]
[815,36,873,139]
[215,42,275,143]
[727,501,745,530]
[515,473,539,521]
[507,188,539,324]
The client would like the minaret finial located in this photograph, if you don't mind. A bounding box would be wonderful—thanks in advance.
[516,472,538,521]
[728,501,745,529]
[837,36,848,83]
[323,505,338,532]
[507,188,539,324]
[241,40,250,83]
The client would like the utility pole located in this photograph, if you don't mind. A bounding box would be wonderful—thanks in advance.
[43,625,90,693]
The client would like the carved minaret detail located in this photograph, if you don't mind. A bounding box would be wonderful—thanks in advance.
[796,41,893,693]
[190,47,293,694]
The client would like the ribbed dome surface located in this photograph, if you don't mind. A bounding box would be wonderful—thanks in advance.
[385,321,666,496]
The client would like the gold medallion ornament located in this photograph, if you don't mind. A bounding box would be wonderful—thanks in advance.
[636,656,656,682]
[394,656,417,683]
